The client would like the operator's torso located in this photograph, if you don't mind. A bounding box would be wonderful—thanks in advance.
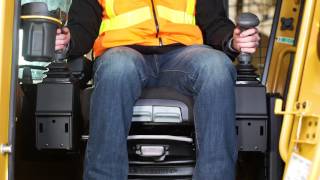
[93,0,203,57]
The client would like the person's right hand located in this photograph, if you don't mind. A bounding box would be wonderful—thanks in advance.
[232,27,260,53]
[55,27,71,51]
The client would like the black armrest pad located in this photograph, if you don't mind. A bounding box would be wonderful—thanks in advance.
[67,56,93,88]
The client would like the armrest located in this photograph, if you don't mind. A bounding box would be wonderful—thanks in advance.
[67,56,93,88]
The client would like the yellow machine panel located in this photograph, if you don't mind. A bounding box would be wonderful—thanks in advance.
[275,0,320,179]
[0,0,14,179]
[266,0,302,95]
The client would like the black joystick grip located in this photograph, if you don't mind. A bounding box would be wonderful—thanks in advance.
[236,13,260,64]
[236,13,260,30]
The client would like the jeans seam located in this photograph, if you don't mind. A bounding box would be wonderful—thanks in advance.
[160,69,200,151]
[93,61,105,84]
[153,54,160,77]
[138,70,148,85]
[193,112,200,152]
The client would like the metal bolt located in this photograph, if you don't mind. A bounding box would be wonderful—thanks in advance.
[254,146,259,150]
[0,144,12,154]
[60,144,64,147]
[302,102,307,109]
[45,144,49,147]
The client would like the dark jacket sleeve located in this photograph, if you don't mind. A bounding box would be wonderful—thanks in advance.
[196,0,239,59]
[67,0,102,57]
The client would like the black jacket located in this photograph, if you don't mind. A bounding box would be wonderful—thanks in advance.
[67,0,238,59]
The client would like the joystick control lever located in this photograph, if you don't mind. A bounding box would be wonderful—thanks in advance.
[235,13,260,83]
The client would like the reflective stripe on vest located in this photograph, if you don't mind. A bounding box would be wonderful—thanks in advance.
[105,0,116,18]
[99,7,152,33]
[186,0,196,16]
[156,5,195,24]
[99,0,197,34]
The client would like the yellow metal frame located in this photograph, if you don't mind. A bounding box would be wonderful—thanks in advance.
[272,46,296,92]
[275,0,320,179]
[0,0,14,179]
[278,0,316,162]
[266,0,301,95]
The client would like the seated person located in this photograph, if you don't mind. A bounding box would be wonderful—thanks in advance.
[55,0,260,179]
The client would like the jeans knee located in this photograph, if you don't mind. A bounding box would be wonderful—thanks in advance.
[193,49,237,83]
[94,47,143,83]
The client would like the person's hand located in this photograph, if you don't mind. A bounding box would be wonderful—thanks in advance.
[232,27,260,53]
[55,27,71,51]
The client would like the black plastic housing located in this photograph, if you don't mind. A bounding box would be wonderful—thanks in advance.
[35,82,81,151]
[21,2,60,61]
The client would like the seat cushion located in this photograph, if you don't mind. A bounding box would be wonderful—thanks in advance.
[80,87,194,131]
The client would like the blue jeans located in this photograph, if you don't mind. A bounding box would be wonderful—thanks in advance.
[83,45,238,180]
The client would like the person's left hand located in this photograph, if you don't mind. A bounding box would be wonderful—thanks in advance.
[232,27,260,53]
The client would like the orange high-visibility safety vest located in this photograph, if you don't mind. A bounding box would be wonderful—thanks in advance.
[93,0,204,57]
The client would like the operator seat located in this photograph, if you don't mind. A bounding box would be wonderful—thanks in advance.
[72,56,197,179]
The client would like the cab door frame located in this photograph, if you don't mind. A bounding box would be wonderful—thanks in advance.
[0,0,20,179]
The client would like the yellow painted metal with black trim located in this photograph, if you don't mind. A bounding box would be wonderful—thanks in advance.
[275,0,320,179]
[0,0,14,180]
[266,0,302,95]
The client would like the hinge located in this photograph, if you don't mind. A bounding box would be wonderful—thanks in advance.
[0,144,12,154]
[275,99,320,118]
[275,99,320,146]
